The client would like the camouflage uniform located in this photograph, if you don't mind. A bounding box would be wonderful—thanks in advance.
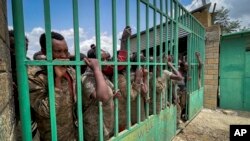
[117,73,145,129]
[81,68,114,141]
[175,78,187,121]
[28,66,77,141]
[176,88,186,121]
[149,70,172,114]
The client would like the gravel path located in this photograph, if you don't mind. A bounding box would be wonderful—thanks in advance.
[172,109,250,141]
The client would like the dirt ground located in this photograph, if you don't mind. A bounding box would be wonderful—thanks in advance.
[172,108,250,141]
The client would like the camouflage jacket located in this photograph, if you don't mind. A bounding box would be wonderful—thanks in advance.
[149,70,172,114]
[28,66,77,141]
[81,68,114,141]
[117,73,146,126]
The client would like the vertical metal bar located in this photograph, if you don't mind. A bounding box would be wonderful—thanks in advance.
[185,11,188,27]
[111,0,119,136]
[11,0,32,140]
[186,33,190,119]
[94,0,104,140]
[169,0,173,104]
[195,35,197,90]
[194,37,197,87]
[43,0,58,140]
[136,0,141,123]
[153,0,157,115]
[196,35,199,89]
[184,9,186,26]
[193,34,195,92]
[178,6,181,23]
[202,28,205,88]
[174,1,179,66]
[194,34,196,91]
[170,0,173,19]
[185,10,187,27]
[165,0,169,105]
[44,0,52,61]
[191,33,194,92]
[72,0,83,140]
[195,34,197,90]
[185,11,186,27]
[173,2,179,114]
[183,10,185,27]
[196,34,199,90]
[181,8,183,25]
[190,20,193,92]
[159,0,163,111]
[125,0,131,130]
[198,34,201,89]
[190,34,193,92]
[191,34,195,92]
[95,0,101,60]
[182,9,184,25]
[190,15,192,31]
[145,2,150,118]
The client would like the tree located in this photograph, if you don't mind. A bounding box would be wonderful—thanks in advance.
[213,7,241,34]
[240,26,250,32]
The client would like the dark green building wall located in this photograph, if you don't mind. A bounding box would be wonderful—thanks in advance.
[219,31,250,111]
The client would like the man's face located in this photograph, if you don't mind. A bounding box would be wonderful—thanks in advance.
[122,27,132,39]
[126,27,132,35]
[52,39,69,59]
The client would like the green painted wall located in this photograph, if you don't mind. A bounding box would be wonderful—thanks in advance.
[220,31,250,111]
[188,88,204,119]
[111,105,177,141]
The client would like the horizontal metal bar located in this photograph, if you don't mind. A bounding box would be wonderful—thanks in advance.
[25,60,85,66]
[25,60,173,66]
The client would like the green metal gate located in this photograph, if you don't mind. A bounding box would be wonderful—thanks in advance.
[11,0,205,140]
[220,31,250,111]
[245,50,250,110]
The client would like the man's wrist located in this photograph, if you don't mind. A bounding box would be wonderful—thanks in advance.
[132,81,141,92]
[93,68,101,74]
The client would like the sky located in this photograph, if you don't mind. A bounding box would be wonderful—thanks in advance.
[7,0,250,59]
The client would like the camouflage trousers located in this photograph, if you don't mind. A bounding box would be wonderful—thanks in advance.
[15,121,40,141]
[177,89,187,121]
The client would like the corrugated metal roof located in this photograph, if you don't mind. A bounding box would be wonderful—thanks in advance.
[130,24,189,53]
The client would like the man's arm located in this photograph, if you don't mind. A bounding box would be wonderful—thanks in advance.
[141,68,148,96]
[28,68,67,118]
[195,52,203,70]
[130,68,142,100]
[167,62,183,81]
[84,58,110,102]
[120,26,131,51]
[195,52,203,88]
[29,75,50,118]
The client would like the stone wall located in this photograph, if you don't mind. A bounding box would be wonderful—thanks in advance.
[204,25,221,109]
[0,0,15,140]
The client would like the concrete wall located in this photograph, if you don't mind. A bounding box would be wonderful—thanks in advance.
[204,25,221,109]
[0,0,16,140]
